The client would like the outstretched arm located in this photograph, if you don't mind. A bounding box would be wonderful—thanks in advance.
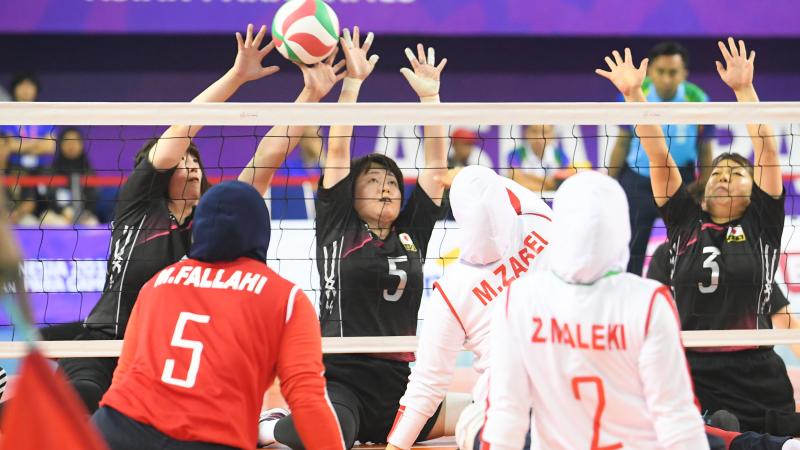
[401,44,448,205]
[240,50,346,195]
[322,27,380,189]
[596,48,682,207]
[151,24,280,170]
[716,37,781,197]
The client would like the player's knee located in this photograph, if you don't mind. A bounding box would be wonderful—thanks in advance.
[72,379,104,413]
[332,403,358,448]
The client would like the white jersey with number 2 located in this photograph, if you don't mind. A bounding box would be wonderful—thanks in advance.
[483,172,708,450]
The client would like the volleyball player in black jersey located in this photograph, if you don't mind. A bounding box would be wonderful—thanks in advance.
[57,24,346,413]
[259,29,450,449]
[598,39,800,435]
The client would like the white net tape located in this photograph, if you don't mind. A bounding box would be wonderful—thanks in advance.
[3,101,800,358]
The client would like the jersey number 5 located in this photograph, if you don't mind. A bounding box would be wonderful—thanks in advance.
[161,312,210,389]
[383,256,408,302]
[572,376,623,450]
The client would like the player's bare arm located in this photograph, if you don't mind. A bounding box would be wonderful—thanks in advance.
[596,48,681,207]
[323,26,379,189]
[401,43,448,205]
[153,24,280,171]
[716,37,781,197]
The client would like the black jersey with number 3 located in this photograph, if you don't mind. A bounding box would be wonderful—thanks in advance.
[315,172,441,360]
[659,184,784,332]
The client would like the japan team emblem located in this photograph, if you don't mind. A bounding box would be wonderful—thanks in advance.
[726,225,746,243]
[399,233,417,252]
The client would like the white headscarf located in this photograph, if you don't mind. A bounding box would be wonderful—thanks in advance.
[547,171,630,284]
[450,166,519,265]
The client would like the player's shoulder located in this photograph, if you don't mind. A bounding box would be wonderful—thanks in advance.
[682,80,710,102]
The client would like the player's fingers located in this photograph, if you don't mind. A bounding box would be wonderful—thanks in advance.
[333,59,346,72]
[427,47,435,66]
[727,36,738,57]
[748,50,756,64]
[436,57,448,73]
[612,50,623,65]
[368,54,380,67]
[326,45,340,65]
[245,23,254,47]
[236,32,244,51]
[261,66,280,77]
[638,57,649,74]
[604,56,616,70]
[343,28,353,48]
[335,71,347,82]
[624,47,632,63]
[353,26,361,48]
[417,43,426,64]
[595,68,613,80]
[253,24,267,47]
[715,61,725,78]
[400,67,416,84]
[718,40,733,62]
[259,40,276,56]
[362,32,375,54]
[404,47,419,68]
[738,39,747,59]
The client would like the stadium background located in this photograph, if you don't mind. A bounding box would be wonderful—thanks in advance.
[1,0,800,371]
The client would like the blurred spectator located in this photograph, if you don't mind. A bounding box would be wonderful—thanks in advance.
[607,42,714,275]
[447,128,492,169]
[1,73,57,171]
[505,124,577,192]
[1,73,57,225]
[40,127,99,226]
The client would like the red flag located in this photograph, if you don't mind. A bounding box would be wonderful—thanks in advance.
[0,349,108,450]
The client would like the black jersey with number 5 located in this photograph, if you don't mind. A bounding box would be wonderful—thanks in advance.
[658,184,784,332]
[315,172,442,360]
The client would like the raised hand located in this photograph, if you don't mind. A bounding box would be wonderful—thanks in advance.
[595,48,648,99]
[341,26,379,81]
[400,43,448,99]
[716,37,755,93]
[231,24,280,82]
[299,48,346,101]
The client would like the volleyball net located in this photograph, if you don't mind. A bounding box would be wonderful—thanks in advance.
[2,101,800,357]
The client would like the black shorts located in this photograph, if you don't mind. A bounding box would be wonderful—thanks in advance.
[688,348,800,435]
[323,354,442,443]
[92,406,236,450]
[58,328,119,412]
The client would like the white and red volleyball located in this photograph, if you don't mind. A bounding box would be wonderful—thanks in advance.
[271,0,340,65]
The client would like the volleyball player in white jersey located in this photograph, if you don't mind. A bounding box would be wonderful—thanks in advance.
[386,165,553,450]
[483,171,709,450]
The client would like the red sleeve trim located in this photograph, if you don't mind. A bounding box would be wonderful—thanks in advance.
[506,188,522,215]
[388,405,405,437]
[433,281,467,334]
[645,285,679,338]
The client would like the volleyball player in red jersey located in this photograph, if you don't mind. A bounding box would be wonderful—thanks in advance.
[92,181,345,450]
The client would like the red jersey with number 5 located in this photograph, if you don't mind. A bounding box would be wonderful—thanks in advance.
[100,257,345,450]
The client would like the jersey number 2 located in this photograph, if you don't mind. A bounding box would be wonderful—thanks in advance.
[161,312,210,389]
[572,376,623,450]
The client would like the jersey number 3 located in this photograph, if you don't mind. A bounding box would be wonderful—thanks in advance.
[572,376,623,450]
[161,312,211,389]
[698,246,721,294]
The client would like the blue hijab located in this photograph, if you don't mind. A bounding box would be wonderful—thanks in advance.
[189,181,270,263]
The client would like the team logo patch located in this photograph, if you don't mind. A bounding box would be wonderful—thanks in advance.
[726,225,746,243]
[399,233,417,252]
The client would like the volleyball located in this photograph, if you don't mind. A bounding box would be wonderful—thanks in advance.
[271,0,340,65]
